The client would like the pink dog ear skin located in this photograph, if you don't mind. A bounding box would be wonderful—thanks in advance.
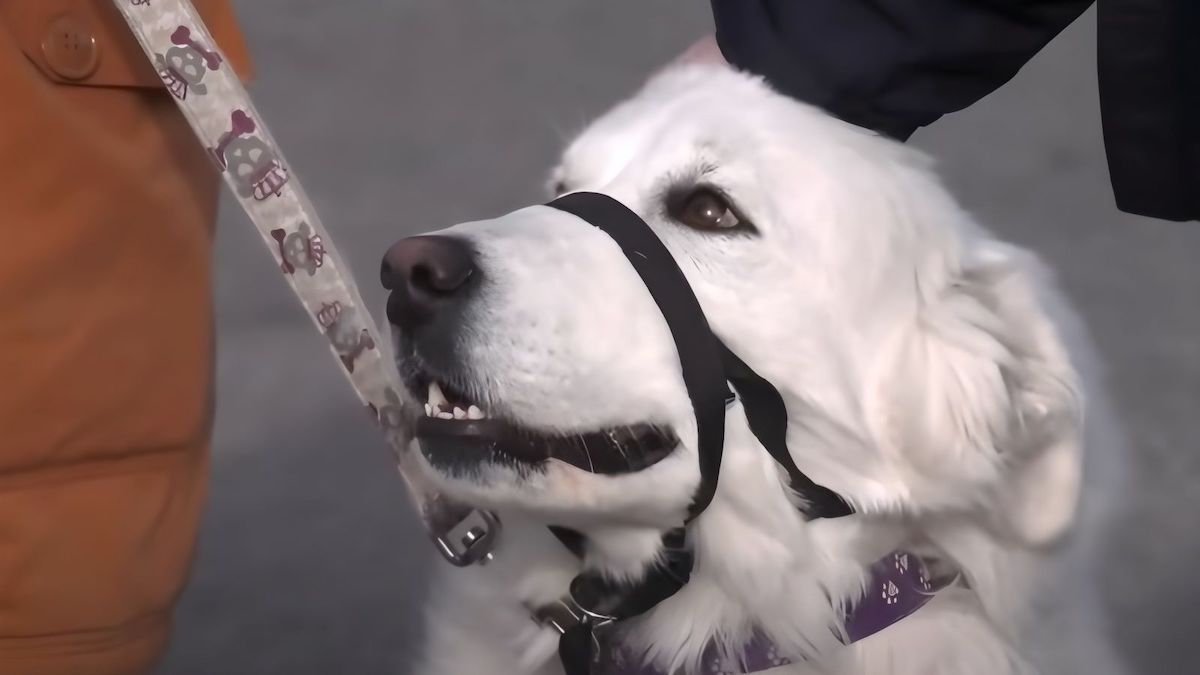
[648,35,731,83]
[673,35,727,67]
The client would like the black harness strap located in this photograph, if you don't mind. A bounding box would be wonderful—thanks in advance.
[552,529,693,675]
[548,525,587,558]
[548,192,732,522]
[719,343,853,519]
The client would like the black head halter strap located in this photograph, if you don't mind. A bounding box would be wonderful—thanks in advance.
[548,191,732,521]
[543,192,852,674]
[548,191,851,520]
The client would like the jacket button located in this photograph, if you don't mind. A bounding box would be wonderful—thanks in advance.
[41,14,100,81]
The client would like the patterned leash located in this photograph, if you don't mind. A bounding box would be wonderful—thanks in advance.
[111,0,499,566]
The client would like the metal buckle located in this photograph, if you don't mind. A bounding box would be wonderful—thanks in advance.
[428,506,501,567]
[530,595,616,636]
[530,596,615,661]
[531,598,587,635]
[531,571,619,634]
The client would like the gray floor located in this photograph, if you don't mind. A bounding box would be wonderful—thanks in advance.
[156,3,1200,674]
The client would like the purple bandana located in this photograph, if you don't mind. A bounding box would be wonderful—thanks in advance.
[590,550,953,675]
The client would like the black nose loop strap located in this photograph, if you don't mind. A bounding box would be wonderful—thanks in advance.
[547,192,731,521]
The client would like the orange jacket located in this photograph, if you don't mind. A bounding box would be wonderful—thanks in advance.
[0,2,250,673]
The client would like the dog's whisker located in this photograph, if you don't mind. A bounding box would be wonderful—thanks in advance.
[579,434,596,474]
[613,427,633,470]
[588,449,598,475]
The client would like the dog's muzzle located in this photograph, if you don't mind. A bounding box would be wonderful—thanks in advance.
[384,192,857,675]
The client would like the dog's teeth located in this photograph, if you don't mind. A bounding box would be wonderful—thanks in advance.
[467,405,485,420]
[427,382,447,408]
[436,411,453,420]
[453,407,467,420]
[424,403,433,417]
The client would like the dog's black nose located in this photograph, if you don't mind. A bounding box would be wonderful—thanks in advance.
[381,235,477,329]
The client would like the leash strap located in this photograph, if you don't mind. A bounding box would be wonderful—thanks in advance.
[110,0,499,565]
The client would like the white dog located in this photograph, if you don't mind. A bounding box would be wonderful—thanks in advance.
[382,64,1129,675]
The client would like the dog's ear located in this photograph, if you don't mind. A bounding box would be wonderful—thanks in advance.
[879,241,1083,546]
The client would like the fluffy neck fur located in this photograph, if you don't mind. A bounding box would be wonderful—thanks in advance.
[565,401,913,673]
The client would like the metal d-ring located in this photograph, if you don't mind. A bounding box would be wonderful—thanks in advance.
[429,507,501,567]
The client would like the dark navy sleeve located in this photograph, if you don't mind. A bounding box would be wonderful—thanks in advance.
[710,0,1093,141]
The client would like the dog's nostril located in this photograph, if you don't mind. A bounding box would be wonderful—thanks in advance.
[410,259,472,296]
[382,235,476,294]
[409,263,439,296]
[381,235,477,328]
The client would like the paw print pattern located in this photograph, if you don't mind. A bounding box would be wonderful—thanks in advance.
[918,566,933,592]
[893,551,934,592]
[882,580,901,605]
[844,549,959,644]
[763,644,790,667]
[708,654,740,675]
[702,633,795,674]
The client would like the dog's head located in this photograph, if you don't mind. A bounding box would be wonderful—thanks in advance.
[383,65,1082,545]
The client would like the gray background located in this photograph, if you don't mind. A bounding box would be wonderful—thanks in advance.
[156,2,1199,674]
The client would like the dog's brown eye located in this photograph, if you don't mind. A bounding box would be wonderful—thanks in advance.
[675,188,743,231]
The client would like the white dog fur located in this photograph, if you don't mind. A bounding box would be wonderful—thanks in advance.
[400,64,1130,675]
